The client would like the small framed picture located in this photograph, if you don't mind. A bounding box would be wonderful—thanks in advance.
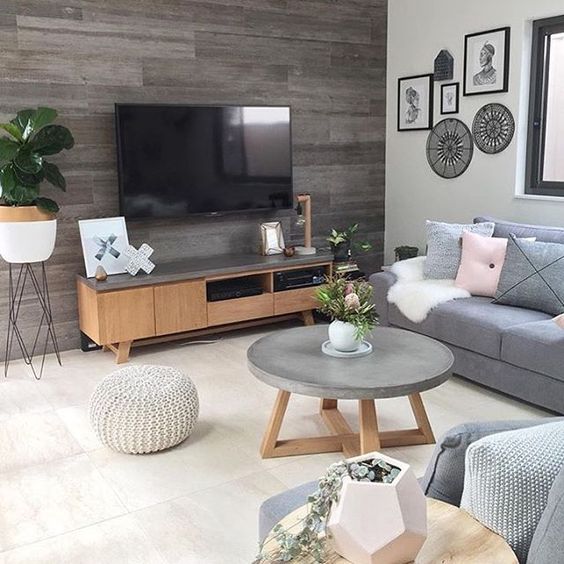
[78,217,130,278]
[463,27,510,96]
[260,221,285,255]
[441,83,460,114]
[397,74,434,131]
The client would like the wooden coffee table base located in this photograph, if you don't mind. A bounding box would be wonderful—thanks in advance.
[260,391,436,459]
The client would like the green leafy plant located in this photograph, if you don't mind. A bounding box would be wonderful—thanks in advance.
[0,107,74,213]
[315,275,378,340]
[327,224,372,260]
[255,457,401,563]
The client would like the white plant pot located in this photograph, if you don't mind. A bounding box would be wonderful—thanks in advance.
[328,320,361,352]
[327,452,427,564]
[0,207,57,264]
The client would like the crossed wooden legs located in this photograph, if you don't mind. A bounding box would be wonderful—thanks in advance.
[260,391,436,459]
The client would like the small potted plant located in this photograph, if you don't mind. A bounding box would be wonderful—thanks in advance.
[394,245,419,262]
[315,276,378,352]
[255,453,427,564]
[327,224,372,263]
[0,107,74,263]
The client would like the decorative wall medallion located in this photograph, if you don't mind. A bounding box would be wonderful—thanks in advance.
[426,119,474,179]
[472,103,515,154]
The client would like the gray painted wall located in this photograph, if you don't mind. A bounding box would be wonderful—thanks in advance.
[0,0,386,357]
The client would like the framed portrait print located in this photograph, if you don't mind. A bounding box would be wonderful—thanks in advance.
[397,74,434,131]
[78,217,130,278]
[441,83,460,114]
[464,27,510,96]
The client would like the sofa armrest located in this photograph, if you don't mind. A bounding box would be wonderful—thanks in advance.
[528,464,564,564]
[421,419,558,507]
[369,270,396,327]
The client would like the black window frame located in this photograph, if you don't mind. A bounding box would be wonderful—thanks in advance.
[526,15,564,196]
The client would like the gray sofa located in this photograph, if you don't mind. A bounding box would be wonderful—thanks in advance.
[370,216,564,414]
[259,420,564,563]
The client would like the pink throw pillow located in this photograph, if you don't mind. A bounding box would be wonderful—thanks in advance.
[455,231,508,297]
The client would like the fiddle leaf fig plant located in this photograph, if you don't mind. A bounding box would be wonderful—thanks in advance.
[0,107,74,213]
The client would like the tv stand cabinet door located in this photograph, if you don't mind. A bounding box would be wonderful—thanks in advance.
[154,280,208,335]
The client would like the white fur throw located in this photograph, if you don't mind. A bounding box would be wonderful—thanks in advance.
[387,257,470,323]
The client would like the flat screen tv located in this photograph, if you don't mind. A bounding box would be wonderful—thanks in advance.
[115,104,293,219]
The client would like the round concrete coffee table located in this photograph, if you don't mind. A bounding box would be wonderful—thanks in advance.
[247,326,454,459]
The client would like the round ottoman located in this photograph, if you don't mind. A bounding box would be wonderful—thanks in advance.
[90,365,199,454]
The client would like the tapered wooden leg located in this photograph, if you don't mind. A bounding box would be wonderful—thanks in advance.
[260,390,291,458]
[359,399,381,453]
[409,392,436,443]
[301,310,315,326]
[107,341,132,364]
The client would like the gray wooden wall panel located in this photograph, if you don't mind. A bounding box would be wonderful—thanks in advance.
[0,0,386,359]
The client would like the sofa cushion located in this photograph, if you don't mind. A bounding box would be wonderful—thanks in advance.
[389,296,551,359]
[475,216,564,244]
[461,421,564,562]
[455,231,508,297]
[424,220,495,279]
[494,237,564,316]
[501,320,564,382]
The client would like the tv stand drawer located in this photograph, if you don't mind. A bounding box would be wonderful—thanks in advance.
[207,293,273,326]
[274,286,319,316]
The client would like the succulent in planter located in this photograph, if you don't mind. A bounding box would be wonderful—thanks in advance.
[327,224,372,263]
[0,107,74,263]
[255,456,403,563]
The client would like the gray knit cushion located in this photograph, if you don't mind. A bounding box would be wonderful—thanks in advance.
[424,220,495,279]
[461,421,564,562]
[90,365,199,454]
[495,236,564,316]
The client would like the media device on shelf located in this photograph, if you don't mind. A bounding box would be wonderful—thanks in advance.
[273,266,326,292]
[115,104,293,219]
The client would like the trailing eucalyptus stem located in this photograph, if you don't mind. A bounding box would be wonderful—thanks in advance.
[255,457,401,563]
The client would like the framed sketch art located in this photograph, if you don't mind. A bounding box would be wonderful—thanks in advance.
[397,74,434,131]
[464,27,510,96]
[78,217,130,278]
[441,83,460,114]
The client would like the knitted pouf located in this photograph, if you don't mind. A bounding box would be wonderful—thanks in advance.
[90,365,199,454]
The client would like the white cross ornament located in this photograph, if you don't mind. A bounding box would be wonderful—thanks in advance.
[124,243,155,276]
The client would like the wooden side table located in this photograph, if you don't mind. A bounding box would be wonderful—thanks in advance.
[262,498,518,563]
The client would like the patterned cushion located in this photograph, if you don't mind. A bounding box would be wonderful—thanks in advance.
[424,220,495,279]
[495,236,564,316]
[461,421,564,562]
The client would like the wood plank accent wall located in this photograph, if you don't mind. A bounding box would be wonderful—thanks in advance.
[0,0,386,358]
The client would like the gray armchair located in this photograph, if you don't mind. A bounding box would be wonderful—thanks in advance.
[258,419,563,563]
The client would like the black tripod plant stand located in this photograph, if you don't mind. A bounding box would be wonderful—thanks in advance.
[5,262,62,380]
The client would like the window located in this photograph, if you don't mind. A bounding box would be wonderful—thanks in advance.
[526,16,564,196]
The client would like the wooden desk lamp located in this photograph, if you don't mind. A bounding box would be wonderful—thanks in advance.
[295,193,316,255]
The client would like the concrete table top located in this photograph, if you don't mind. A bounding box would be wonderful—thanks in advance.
[247,326,454,400]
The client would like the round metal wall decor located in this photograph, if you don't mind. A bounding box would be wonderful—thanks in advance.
[426,118,474,179]
[472,103,515,154]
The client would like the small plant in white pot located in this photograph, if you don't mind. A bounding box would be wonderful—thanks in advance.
[316,275,378,352]
[0,107,74,263]
[255,453,427,564]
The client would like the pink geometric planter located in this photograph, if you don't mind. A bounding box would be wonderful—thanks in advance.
[327,452,427,564]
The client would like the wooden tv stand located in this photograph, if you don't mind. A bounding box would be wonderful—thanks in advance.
[77,253,333,364]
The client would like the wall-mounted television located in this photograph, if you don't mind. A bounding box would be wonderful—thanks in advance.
[115,104,293,219]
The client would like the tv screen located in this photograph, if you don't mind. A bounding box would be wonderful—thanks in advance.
[115,104,293,218]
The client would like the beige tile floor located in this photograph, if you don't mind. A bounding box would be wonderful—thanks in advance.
[0,322,551,563]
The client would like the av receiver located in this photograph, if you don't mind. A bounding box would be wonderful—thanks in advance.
[274,266,326,292]
[207,278,263,302]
